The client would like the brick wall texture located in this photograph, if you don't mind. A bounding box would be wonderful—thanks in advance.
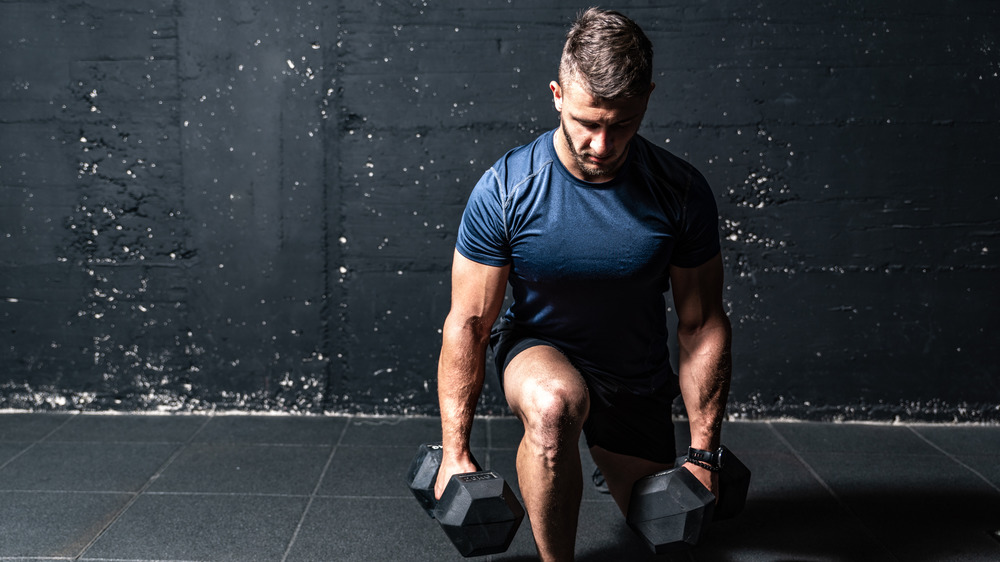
[1,1,998,420]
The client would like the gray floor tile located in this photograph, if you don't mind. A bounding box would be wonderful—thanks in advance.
[286,496,471,562]
[0,558,68,562]
[693,450,894,561]
[911,424,1000,455]
[0,442,177,492]
[194,415,348,444]
[0,413,74,441]
[795,451,1000,561]
[800,452,981,494]
[2,415,998,561]
[695,508,892,562]
[485,416,523,448]
[771,420,940,454]
[954,455,1000,490]
[48,413,208,443]
[496,503,678,561]
[741,450,825,499]
[0,490,132,558]
[339,415,488,448]
[575,502,673,561]
[150,442,332,495]
[862,494,1000,562]
[0,442,29,466]
[321,444,418,498]
[81,493,307,561]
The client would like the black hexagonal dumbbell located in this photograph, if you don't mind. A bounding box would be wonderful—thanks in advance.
[704,447,751,521]
[626,445,751,553]
[405,443,525,557]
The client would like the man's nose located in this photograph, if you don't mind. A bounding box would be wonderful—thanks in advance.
[590,129,612,156]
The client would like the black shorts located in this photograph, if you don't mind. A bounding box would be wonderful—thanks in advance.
[490,320,680,464]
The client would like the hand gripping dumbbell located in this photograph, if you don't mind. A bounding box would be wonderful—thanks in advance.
[626,445,751,553]
[405,443,525,557]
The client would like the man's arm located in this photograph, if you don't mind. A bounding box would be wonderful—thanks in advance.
[669,252,733,495]
[435,249,510,499]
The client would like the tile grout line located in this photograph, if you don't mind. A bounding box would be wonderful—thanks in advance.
[764,421,900,562]
[764,422,841,502]
[280,415,353,562]
[906,425,1000,495]
[72,414,216,561]
[69,558,202,562]
[0,412,79,472]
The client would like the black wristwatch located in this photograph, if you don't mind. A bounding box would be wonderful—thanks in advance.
[686,446,724,472]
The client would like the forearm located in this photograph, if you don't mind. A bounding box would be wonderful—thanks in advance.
[677,315,732,451]
[437,313,490,463]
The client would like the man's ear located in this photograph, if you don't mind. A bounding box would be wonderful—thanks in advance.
[549,80,563,112]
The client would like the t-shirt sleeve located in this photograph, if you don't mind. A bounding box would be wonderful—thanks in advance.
[455,168,512,267]
[670,169,722,268]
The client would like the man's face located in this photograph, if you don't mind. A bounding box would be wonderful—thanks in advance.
[551,78,652,182]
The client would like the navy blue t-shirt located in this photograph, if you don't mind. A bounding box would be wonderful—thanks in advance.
[456,129,721,390]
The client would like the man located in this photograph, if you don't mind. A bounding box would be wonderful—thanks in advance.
[435,8,732,561]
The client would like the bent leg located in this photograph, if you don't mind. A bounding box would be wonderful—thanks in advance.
[589,445,674,516]
[503,345,590,562]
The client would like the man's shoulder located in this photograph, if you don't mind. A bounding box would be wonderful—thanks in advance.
[489,130,557,185]
[629,134,709,191]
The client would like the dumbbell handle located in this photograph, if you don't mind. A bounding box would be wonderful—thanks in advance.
[433,455,483,500]
[677,445,750,521]
[408,443,483,517]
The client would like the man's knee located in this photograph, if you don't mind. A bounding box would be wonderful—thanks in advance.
[516,381,588,465]
[524,377,588,424]
[505,346,590,450]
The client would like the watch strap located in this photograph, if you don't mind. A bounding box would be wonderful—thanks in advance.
[686,446,724,472]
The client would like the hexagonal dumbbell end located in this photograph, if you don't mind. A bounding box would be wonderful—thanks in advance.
[714,446,751,521]
[405,443,443,517]
[434,471,525,557]
[626,466,716,553]
[674,446,752,522]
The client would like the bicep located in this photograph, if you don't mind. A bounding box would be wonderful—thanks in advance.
[448,250,509,333]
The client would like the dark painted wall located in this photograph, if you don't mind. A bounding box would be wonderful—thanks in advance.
[1,1,997,420]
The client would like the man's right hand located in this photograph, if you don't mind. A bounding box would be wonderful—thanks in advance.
[434,450,479,500]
